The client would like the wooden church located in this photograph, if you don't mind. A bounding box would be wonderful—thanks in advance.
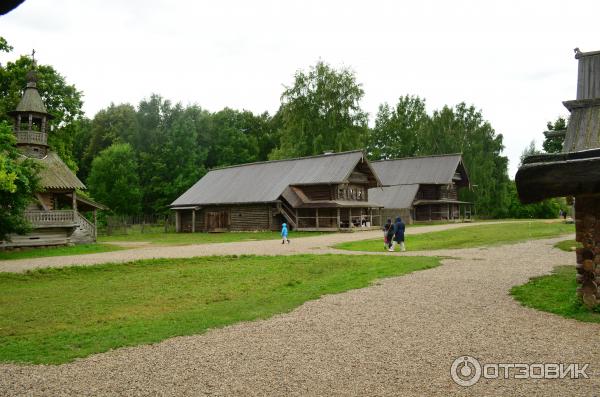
[2,64,105,247]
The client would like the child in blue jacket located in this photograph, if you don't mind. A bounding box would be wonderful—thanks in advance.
[281,223,290,244]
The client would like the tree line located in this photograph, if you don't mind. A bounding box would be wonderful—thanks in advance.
[0,37,565,226]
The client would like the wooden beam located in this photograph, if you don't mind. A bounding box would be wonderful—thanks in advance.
[72,190,77,212]
[191,209,196,233]
[93,209,97,240]
[315,208,319,229]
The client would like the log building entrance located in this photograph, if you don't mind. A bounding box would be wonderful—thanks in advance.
[206,211,229,232]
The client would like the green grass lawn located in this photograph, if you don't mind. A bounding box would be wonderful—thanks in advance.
[511,266,600,323]
[334,221,575,252]
[554,239,581,252]
[0,244,125,261]
[99,230,327,245]
[0,254,439,365]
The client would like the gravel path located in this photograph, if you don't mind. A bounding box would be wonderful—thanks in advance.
[0,222,488,273]
[2,231,599,396]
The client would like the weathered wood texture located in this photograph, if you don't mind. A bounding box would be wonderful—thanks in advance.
[179,205,281,232]
[562,104,600,152]
[575,195,600,307]
[1,228,72,248]
[577,52,600,100]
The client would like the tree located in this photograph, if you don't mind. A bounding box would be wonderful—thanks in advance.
[87,143,142,216]
[422,103,510,217]
[79,103,139,181]
[519,140,541,166]
[542,116,567,154]
[270,61,368,159]
[0,39,84,170]
[368,95,428,160]
[0,121,39,240]
[205,108,260,168]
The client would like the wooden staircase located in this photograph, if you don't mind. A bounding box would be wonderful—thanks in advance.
[71,212,97,244]
[279,201,297,229]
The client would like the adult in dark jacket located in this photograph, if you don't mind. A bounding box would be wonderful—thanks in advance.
[389,216,406,252]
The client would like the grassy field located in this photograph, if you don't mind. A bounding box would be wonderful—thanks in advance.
[0,231,328,261]
[511,266,600,323]
[334,221,575,252]
[0,254,439,365]
[0,243,125,261]
[554,239,581,252]
[99,230,327,245]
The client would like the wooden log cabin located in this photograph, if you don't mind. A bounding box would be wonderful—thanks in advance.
[368,154,472,224]
[2,65,105,248]
[170,150,383,232]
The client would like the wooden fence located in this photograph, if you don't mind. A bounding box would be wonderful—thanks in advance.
[99,214,176,236]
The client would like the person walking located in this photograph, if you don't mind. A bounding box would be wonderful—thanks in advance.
[281,222,290,244]
[389,216,406,252]
[383,218,393,250]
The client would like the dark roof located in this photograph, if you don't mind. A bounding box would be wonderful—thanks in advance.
[371,154,466,186]
[172,151,379,207]
[368,184,419,209]
[9,73,51,117]
[31,152,86,190]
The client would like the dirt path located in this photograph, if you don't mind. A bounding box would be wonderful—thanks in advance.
[0,221,489,273]
[2,233,599,396]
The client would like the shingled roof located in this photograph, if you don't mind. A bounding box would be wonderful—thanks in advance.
[371,154,468,186]
[171,150,379,207]
[31,152,86,190]
[369,184,420,208]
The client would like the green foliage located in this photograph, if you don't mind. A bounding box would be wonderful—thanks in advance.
[505,180,564,219]
[0,254,439,364]
[270,61,368,159]
[543,116,567,154]
[0,122,39,240]
[511,266,600,321]
[87,143,142,215]
[0,51,84,171]
[0,37,12,53]
[335,221,574,252]
[368,95,429,159]
[519,140,541,166]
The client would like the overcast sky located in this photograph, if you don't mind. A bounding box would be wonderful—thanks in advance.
[2,0,599,177]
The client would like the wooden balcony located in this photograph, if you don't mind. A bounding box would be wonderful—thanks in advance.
[24,210,77,228]
[16,131,48,145]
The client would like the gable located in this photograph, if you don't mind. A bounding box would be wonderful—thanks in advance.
[371,154,467,186]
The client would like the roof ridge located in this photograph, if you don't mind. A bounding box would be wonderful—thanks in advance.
[208,150,364,172]
[371,153,462,163]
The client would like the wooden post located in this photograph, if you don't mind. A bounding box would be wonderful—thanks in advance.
[337,208,341,229]
[72,190,77,212]
[349,207,352,228]
[191,209,196,233]
[315,208,319,229]
[176,211,181,232]
[370,209,373,227]
[268,206,272,230]
[93,209,97,240]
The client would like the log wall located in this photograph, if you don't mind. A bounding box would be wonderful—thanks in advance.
[575,195,600,307]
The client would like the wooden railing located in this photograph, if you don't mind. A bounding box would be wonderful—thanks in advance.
[75,211,96,239]
[16,131,47,145]
[25,210,76,226]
